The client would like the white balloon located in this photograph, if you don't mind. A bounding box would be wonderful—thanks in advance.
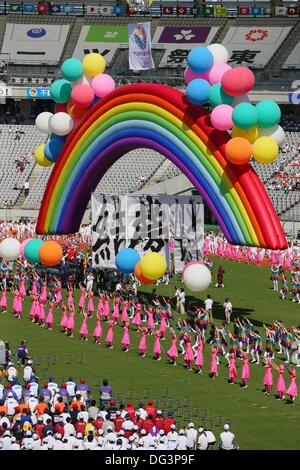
[50,112,74,136]
[35,112,53,134]
[0,238,20,261]
[183,262,212,292]
[71,74,92,87]
[207,43,229,64]
[258,125,285,145]
[232,94,249,107]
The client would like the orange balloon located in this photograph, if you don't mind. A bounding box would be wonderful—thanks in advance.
[39,241,63,267]
[225,137,252,165]
[67,100,87,119]
[134,261,153,285]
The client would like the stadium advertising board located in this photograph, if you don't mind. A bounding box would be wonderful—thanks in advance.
[283,42,300,68]
[1,24,70,63]
[26,88,50,99]
[222,26,292,68]
[152,26,219,68]
[72,25,128,63]
[92,194,203,272]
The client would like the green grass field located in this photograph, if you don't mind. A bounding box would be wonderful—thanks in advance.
[1,259,299,450]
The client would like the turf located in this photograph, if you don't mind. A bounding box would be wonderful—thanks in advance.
[0,259,299,450]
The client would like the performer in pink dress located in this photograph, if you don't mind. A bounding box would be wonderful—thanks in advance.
[78,284,86,313]
[195,338,204,374]
[32,278,38,296]
[19,275,26,299]
[29,295,37,322]
[121,321,130,352]
[54,279,62,306]
[112,296,121,322]
[286,366,297,404]
[46,302,54,330]
[40,280,47,304]
[138,326,148,357]
[166,329,178,366]
[106,320,115,348]
[67,285,74,309]
[131,303,142,329]
[11,287,22,319]
[87,291,95,317]
[273,363,286,400]
[153,330,162,361]
[184,334,194,371]
[93,315,102,345]
[79,312,88,341]
[159,310,167,340]
[241,352,250,388]
[0,287,7,313]
[67,308,75,338]
[263,358,273,395]
[145,308,155,331]
[38,300,46,326]
[210,347,218,379]
[229,353,237,384]
[121,300,129,324]
[60,304,68,332]
[97,293,104,319]
[103,295,110,320]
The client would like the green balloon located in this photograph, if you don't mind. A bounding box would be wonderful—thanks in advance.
[24,239,44,263]
[61,58,84,82]
[208,83,234,108]
[50,79,72,104]
[232,103,257,129]
[256,100,281,128]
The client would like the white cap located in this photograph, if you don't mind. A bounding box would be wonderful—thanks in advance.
[118,429,124,436]
[76,433,83,438]
[27,443,33,450]
[11,436,16,443]
[141,429,146,435]
[157,410,162,415]
[98,429,104,436]
[224,424,230,431]
[7,392,13,398]
[179,429,185,435]
[26,431,32,437]
[33,434,38,440]
[133,425,139,431]
[198,427,204,433]
[188,422,194,428]
[159,429,165,436]
[170,424,176,430]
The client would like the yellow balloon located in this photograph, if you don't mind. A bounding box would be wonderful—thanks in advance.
[253,137,278,164]
[34,144,53,167]
[83,53,106,77]
[232,126,258,143]
[140,253,167,280]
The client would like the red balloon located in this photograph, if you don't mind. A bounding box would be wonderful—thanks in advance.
[221,67,255,97]
[71,84,94,109]
[134,261,153,285]
[54,103,67,113]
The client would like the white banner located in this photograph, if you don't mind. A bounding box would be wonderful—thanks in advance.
[99,6,114,16]
[92,194,203,271]
[128,22,154,70]
[1,24,70,64]
[222,26,292,68]
[283,42,300,69]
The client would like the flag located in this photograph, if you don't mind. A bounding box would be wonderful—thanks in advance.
[190,7,200,16]
[215,6,227,17]
[203,6,214,17]
[63,5,73,14]
[50,4,62,14]
[37,3,49,14]
[275,6,286,16]
[128,22,154,70]
[86,5,99,15]
[239,6,250,16]
[176,6,187,16]
[113,5,125,16]
[23,3,36,13]
[251,6,262,16]
[10,4,21,12]
[99,6,113,16]
[287,6,298,16]
[264,7,271,16]
[162,6,174,15]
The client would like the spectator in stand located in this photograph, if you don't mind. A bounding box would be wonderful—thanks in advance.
[99,379,112,407]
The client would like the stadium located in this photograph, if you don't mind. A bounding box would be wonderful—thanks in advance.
[0,0,299,453]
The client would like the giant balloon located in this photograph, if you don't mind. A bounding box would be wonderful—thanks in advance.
[35,112,53,134]
[115,248,140,274]
[221,67,255,96]
[39,241,63,267]
[140,253,167,280]
[134,261,153,284]
[0,238,20,261]
[24,239,44,263]
[183,262,212,292]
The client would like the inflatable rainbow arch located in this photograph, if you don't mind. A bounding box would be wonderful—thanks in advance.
[36,83,287,249]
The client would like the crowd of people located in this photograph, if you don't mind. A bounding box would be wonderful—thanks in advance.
[0,352,238,451]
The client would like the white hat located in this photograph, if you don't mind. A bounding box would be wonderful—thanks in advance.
[179,429,185,435]
[116,410,121,415]
[97,412,102,417]
[188,422,194,428]
[118,429,124,436]
[27,360,33,365]
[76,433,83,438]
[170,424,176,430]
[11,436,16,443]
[98,429,104,436]
[7,392,13,397]
[26,443,33,450]
[33,434,38,440]
[157,410,162,415]
[26,431,32,437]
[7,362,13,366]
[198,427,204,433]
[224,424,230,431]
[136,410,140,415]
[133,425,139,431]
[55,434,62,440]
[141,429,146,435]
[159,429,165,436]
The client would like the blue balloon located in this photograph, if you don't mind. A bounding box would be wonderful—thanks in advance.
[49,133,66,142]
[45,137,65,163]
[24,240,44,264]
[115,248,140,274]
[187,47,213,74]
[186,79,211,106]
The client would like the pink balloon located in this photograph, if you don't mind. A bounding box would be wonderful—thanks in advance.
[208,63,232,85]
[91,74,115,98]
[221,67,255,96]
[211,104,233,131]
[54,103,67,113]
[182,261,205,275]
[184,67,209,85]
[71,84,94,109]
[20,238,32,258]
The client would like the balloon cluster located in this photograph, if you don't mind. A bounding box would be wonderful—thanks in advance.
[34,53,115,166]
[185,44,284,165]
[182,261,212,292]
[115,248,167,284]
[0,238,63,267]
